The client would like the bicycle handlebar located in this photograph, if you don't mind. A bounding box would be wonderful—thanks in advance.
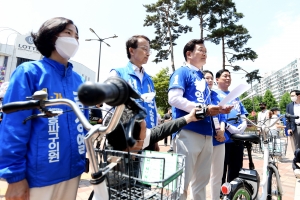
[227,117,239,123]
[285,113,299,120]
[234,113,298,129]
[1,76,148,200]
[2,100,41,114]
[78,76,140,106]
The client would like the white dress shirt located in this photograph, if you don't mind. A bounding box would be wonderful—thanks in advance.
[294,103,300,124]
[257,109,270,128]
[168,64,201,113]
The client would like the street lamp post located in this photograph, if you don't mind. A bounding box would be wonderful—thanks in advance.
[86,28,117,82]
[0,27,21,35]
[4,32,19,53]
[0,28,21,52]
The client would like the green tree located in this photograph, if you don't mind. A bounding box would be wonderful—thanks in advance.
[180,0,215,39]
[239,92,262,120]
[144,0,192,72]
[263,90,278,109]
[152,67,171,112]
[279,92,291,113]
[206,0,258,70]
[240,92,252,114]
[253,95,263,111]
[244,69,262,86]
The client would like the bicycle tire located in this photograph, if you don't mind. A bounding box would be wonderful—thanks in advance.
[267,167,282,200]
[227,182,252,200]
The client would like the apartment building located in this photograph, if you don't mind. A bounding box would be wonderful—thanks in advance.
[249,58,300,102]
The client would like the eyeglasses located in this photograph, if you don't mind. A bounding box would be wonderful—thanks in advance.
[199,49,207,54]
[137,46,152,55]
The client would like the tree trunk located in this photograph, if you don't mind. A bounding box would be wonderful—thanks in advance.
[221,16,225,69]
[222,37,225,69]
[167,6,175,72]
[170,36,175,72]
[200,16,203,39]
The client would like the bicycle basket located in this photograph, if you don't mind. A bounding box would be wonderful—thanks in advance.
[100,150,185,200]
[262,136,287,157]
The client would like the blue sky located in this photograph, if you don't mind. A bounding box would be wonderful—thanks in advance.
[1,0,300,89]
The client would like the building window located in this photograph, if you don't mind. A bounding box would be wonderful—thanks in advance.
[16,57,34,67]
[3,56,8,67]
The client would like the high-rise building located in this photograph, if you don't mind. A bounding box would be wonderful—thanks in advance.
[248,58,300,102]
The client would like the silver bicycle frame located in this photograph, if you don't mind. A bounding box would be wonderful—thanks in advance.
[42,99,125,200]
[242,117,284,200]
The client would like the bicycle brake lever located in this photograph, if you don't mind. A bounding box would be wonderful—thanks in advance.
[22,110,63,124]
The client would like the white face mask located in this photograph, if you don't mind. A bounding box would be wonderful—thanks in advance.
[55,37,79,60]
[291,96,297,102]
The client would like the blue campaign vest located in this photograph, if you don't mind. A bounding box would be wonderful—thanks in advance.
[0,57,88,187]
[213,89,248,143]
[169,66,213,136]
[112,62,157,128]
[211,90,229,146]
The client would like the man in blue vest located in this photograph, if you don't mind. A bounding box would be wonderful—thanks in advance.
[168,39,232,200]
[214,69,248,186]
[109,35,159,151]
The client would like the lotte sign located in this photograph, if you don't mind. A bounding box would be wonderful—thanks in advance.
[14,34,41,60]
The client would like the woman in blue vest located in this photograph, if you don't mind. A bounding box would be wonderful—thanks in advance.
[0,17,88,200]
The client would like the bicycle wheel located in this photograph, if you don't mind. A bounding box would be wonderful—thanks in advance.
[227,183,252,200]
[267,167,282,200]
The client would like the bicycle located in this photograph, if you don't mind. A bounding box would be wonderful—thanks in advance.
[2,76,185,200]
[221,113,298,200]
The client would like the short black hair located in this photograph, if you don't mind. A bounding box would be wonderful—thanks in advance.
[290,90,300,96]
[203,70,213,78]
[31,17,78,57]
[126,35,150,59]
[259,102,266,106]
[216,69,230,78]
[271,107,279,112]
[183,39,204,61]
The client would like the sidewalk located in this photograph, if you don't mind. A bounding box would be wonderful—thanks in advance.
[77,137,299,200]
[0,136,299,199]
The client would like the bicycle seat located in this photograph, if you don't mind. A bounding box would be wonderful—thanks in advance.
[230,134,260,144]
